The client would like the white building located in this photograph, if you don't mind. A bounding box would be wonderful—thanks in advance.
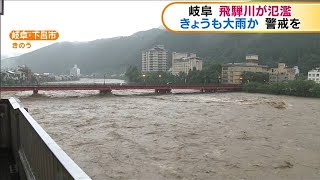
[245,54,259,65]
[70,64,80,77]
[293,66,300,75]
[142,45,168,72]
[308,68,320,83]
[172,52,203,75]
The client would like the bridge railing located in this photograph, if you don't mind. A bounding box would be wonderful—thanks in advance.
[1,82,240,88]
[1,98,92,180]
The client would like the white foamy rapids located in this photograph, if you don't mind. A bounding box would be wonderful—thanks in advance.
[1,89,290,110]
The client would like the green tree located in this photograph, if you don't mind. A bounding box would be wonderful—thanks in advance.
[202,63,222,84]
[243,80,320,98]
[286,80,316,96]
[125,66,141,82]
[243,82,263,93]
[310,84,320,97]
[243,72,269,83]
[295,73,307,80]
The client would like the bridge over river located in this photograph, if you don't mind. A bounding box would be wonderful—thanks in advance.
[0,84,242,95]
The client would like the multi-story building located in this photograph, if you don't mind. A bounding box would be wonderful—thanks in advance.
[142,45,168,72]
[70,64,80,77]
[268,63,296,83]
[221,55,268,84]
[171,52,203,75]
[222,55,298,84]
[308,68,320,83]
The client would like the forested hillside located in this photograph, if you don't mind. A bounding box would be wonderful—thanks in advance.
[2,28,319,75]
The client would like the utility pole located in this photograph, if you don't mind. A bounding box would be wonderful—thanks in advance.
[142,74,146,86]
[159,74,162,85]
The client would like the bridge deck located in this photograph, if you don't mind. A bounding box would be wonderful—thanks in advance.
[0,84,242,92]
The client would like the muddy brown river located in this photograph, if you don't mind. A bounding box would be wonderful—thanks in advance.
[2,88,320,180]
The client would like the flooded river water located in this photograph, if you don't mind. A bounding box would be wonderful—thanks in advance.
[1,81,320,180]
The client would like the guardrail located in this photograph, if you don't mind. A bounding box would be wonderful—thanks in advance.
[0,83,239,87]
[0,98,91,180]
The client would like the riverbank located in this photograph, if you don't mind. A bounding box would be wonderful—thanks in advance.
[243,80,320,98]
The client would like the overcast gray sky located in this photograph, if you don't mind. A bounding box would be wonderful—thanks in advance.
[1,1,168,57]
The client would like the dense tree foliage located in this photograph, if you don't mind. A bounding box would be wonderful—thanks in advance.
[125,63,222,85]
[242,72,269,84]
[124,66,141,82]
[243,80,320,98]
[242,71,320,97]
[126,64,320,98]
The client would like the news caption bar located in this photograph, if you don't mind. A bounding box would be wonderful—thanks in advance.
[162,2,320,33]
[9,30,59,49]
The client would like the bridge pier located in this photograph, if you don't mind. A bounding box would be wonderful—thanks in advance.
[201,89,218,93]
[99,90,112,95]
[33,90,38,95]
[206,89,213,93]
[155,89,171,94]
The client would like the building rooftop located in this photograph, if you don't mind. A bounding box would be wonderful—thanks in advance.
[309,68,320,72]
[175,56,201,61]
[222,63,268,68]
[173,52,196,55]
[144,45,167,52]
[150,47,166,51]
